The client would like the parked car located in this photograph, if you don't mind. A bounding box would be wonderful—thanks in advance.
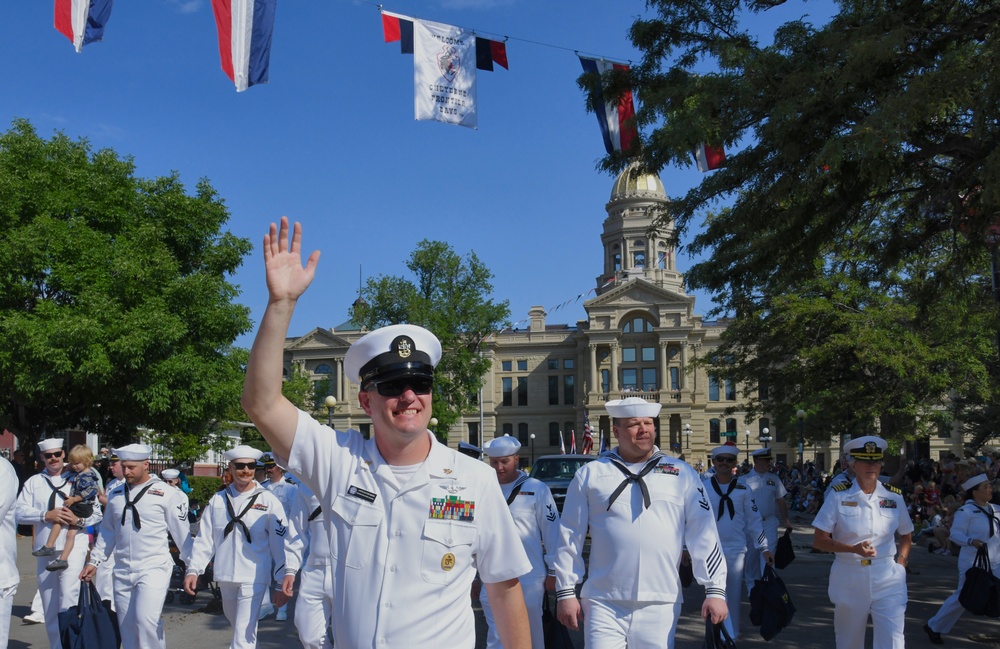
[528,454,596,512]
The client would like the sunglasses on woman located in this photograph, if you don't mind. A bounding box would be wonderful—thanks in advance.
[373,377,433,397]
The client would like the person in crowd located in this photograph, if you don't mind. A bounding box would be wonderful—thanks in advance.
[239,217,531,649]
[32,445,99,572]
[555,397,728,648]
[482,436,561,649]
[813,436,912,649]
[742,448,793,594]
[924,473,1000,644]
[283,481,333,649]
[80,444,193,649]
[258,455,297,621]
[184,446,290,649]
[0,455,18,649]
[457,441,483,460]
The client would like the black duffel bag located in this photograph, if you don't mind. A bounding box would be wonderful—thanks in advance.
[959,545,1000,618]
[58,581,121,649]
[749,564,796,640]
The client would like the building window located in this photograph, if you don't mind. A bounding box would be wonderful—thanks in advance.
[725,379,737,401]
[641,347,655,362]
[601,369,610,394]
[517,360,528,371]
[548,376,559,405]
[710,419,721,444]
[758,383,769,400]
[467,422,479,447]
[776,425,786,443]
[670,367,680,391]
[502,360,512,372]
[360,424,371,439]
[564,375,575,405]
[641,368,657,391]
[633,251,646,268]
[502,377,513,406]
[709,376,720,401]
[758,419,770,435]
[548,359,558,370]
[622,347,636,362]
[315,364,332,374]
[726,419,737,437]
[518,423,529,445]
[549,422,561,446]
[622,369,637,391]
[503,423,513,437]
[937,420,952,438]
[517,377,528,406]
[564,359,574,369]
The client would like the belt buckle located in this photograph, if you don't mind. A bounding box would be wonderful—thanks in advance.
[860,559,872,566]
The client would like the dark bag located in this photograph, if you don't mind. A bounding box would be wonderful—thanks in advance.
[704,616,738,648]
[774,528,795,569]
[59,581,121,649]
[679,559,694,588]
[748,564,796,640]
[959,545,1000,618]
[542,595,575,649]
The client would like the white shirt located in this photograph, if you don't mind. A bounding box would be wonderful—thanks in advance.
[947,500,1000,570]
[703,476,768,553]
[187,482,288,584]
[555,448,728,603]
[16,467,103,552]
[263,475,298,517]
[285,481,331,571]
[742,469,787,520]
[280,409,531,649]
[500,472,560,580]
[0,458,18,589]
[89,477,193,571]
[813,479,913,561]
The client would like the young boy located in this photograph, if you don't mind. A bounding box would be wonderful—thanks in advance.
[32,444,98,571]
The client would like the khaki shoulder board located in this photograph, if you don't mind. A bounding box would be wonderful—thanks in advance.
[832,483,850,492]
[886,484,902,495]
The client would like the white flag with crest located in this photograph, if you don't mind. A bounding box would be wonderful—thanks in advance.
[413,18,478,129]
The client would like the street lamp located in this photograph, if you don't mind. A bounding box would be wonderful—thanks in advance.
[796,409,806,470]
[324,395,337,427]
[745,430,750,457]
[759,427,771,448]
[684,424,692,450]
[529,433,536,468]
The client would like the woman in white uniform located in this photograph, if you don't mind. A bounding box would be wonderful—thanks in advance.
[924,473,1000,644]
[812,435,912,649]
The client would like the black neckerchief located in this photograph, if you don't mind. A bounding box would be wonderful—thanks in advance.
[505,474,529,506]
[121,482,156,530]
[41,474,69,511]
[974,503,999,538]
[308,506,323,522]
[606,452,663,510]
[711,476,737,520]
[223,488,261,544]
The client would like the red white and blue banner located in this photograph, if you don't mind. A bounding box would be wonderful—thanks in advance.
[582,414,594,455]
[54,0,114,53]
[569,429,577,454]
[211,0,277,92]
[695,143,726,172]
[578,56,638,154]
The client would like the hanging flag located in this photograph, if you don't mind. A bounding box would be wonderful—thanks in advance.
[381,11,413,54]
[475,37,508,71]
[578,56,638,155]
[54,0,114,53]
[413,18,478,128]
[582,414,594,455]
[600,431,609,454]
[211,0,277,92]
[695,143,726,172]
[559,430,566,455]
[569,430,577,454]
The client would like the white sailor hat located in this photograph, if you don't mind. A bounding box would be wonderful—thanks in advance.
[844,435,887,461]
[605,397,662,419]
[484,436,522,458]
[223,445,264,462]
[114,444,152,461]
[962,473,989,492]
[457,441,483,459]
[37,439,63,453]
[751,448,773,460]
[344,324,442,390]
[711,443,740,459]
[161,468,180,480]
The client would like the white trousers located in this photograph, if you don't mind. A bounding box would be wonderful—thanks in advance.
[582,598,682,649]
[0,583,16,649]
[37,541,87,649]
[744,517,779,595]
[829,557,906,649]
[294,563,334,649]
[220,581,266,649]
[113,562,171,649]
[720,549,746,639]
[481,575,544,649]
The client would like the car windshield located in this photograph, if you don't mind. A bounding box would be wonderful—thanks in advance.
[532,459,590,480]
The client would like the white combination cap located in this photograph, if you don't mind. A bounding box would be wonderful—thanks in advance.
[344,324,442,390]
[844,435,887,460]
[605,397,662,419]
[751,448,773,460]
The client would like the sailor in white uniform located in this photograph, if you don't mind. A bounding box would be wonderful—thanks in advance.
[482,436,561,649]
[15,438,103,649]
[241,231,534,649]
[94,452,125,606]
[742,447,792,594]
[283,481,334,649]
[80,444,193,649]
[813,435,912,649]
[702,443,772,639]
[184,446,290,649]
[259,454,297,621]
[0,456,18,649]
[555,397,728,649]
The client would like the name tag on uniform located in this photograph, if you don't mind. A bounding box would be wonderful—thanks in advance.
[348,485,377,504]
[842,501,858,507]
[519,491,534,496]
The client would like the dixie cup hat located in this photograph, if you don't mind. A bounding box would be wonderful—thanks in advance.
[605,397,662,419]
[223,445,264,462]
[962,473,989,492]
[37,439,63,453]
[484,436,522,458]
[114,444,152,461]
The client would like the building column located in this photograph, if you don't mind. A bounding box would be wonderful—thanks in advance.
[659,340,669,392]
[337,358,346,401]
[610,341,619,394]
[589,344,598,398]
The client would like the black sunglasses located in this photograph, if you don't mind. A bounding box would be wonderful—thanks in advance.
[231,461,257,470]
[43,451,64,459]
[713,456,737,463]
[374,377,433,397]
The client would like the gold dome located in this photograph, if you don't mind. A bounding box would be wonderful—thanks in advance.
[610,162,666,200]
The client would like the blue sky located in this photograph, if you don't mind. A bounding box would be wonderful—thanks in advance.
[1,0,836,347]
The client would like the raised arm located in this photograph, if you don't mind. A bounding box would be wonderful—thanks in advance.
[241,217,321,460]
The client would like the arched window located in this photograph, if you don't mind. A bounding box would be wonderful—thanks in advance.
[710,419,721,444]
[315,364,333,374]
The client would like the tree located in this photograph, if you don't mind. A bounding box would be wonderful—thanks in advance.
[349,240,510,440]
[0,119,253,452]
[581,0,1000,444]
[240,365,312,451]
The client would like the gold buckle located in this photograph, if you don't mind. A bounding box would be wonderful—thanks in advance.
[860,559,872,566]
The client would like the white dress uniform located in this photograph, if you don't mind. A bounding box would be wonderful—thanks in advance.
[284,482,334,649]
[481,471,560,649]
[95,475,125,605]
[927,495,1000,634]
[0,458,19,649]
[261,473,296,618]
[278,409,531,649]
[15,467,103,649]
[187,482,289,649]
[813,478,912,649]
[741,467,787,593]
[703,475,768,639]
[88,476,193,649]
[555,449,728,649]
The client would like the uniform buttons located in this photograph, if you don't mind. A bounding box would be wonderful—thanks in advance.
[384,601,391,608]
[393,529,400,537]
[379,639,386,645]
[350,516,357,523]
[389,565,396,572]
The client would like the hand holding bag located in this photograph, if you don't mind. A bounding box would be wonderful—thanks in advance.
[542,595,576,649]
[959,544,1000,618]
[59,580,121,649]
[704,616,738,649]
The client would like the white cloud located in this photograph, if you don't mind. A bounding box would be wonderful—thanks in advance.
[164,0,202,14]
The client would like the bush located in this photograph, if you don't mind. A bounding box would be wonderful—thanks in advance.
[187,475,223,507]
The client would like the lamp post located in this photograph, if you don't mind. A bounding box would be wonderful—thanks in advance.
[759,427,771,448]
[324,395,337,427]
[796,409,806,470]
[529,433,536,469]
[745,430,750,457]
[684,423,692,450]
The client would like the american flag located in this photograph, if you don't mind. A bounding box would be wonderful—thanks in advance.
[570,430,577,454]
[559,430,566,455]
[582,414,594,455]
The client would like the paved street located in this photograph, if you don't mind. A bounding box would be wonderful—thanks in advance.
[8,520,1000,647]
